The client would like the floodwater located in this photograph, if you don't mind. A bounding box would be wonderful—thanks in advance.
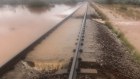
[0,4,78,67]
[26,5,87,71]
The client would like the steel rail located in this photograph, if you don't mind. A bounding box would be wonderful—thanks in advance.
[68,3,88,79]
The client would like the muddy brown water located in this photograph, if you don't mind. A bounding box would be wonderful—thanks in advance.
[25,5,87,71]
[0,4,78,67]
[0,4,87,79]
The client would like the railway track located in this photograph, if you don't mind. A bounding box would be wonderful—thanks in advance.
[38,3,100,79]
[68,3,88,79]
[67,3,100,79]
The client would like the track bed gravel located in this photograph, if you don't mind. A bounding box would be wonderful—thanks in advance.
[95,21,140,79]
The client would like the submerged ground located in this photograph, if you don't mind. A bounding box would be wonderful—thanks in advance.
[0,4,78,67]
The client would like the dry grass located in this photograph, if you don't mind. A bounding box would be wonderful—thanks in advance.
[90,3,109,20]
[91,3,140,63]
[105,21,140,63]
[119,5,140,20]
[104,4,140,20]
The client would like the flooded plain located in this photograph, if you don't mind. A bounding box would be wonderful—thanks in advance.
[25,5,87,71]
[0,4,78,67]
[0,3,87,79]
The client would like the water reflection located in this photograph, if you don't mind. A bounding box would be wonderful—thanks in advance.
[0,4,75,67]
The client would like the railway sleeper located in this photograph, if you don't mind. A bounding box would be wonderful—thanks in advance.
[77,68,98,79]
[79,62,100,69]
[79,49,83,53]
[73,49,83,53]
[79,58,100,69]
